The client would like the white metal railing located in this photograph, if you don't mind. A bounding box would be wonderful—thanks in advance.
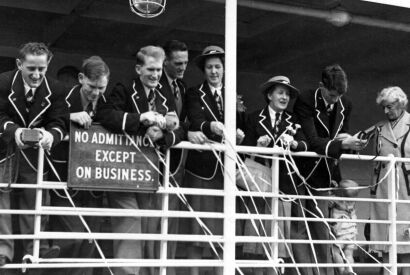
[0,141,409,275]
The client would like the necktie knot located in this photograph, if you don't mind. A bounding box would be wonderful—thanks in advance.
[326,104,333,114]
[25,89,34,111]
[26,89,34,102]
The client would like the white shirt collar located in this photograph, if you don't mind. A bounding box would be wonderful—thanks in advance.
[208,83,222,96]
[164,70,176,88]
[143,84,154,98]
[23,79,37,95]
[268,105,282,126]
[320,90,334,110]
[79,86,97,110]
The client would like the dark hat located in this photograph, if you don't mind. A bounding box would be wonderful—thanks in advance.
[260,75,299,98]
[194,45,225,69]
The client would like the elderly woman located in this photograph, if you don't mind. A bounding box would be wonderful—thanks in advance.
[184,45,244,275]
[370,86,410,275]
[241,76,307,275]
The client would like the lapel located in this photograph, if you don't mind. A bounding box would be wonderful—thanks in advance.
[8,70,27,126]
[379,120,398,146]
[199,82,221,121]
[131,78,168,115]
[155,82,169,115]
[331,98,346,138]
[66,85,83,112]
[131,78,148,114]
[279,111,293,135]
[258,106,275,141]
[27,77,52,128]
[392,111,410,141]
[314,88,330,136]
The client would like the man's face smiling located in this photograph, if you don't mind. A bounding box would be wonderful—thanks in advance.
[164,50,188,80]
[17,54,49,88]
[136,56,163,89]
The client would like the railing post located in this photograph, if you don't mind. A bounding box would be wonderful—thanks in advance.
[271,153,279,262]
[388,154,397,274]
[160,150,171,275]
[33,148,45,260]
[224,0,237,274]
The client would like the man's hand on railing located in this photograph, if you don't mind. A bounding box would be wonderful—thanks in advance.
[145,125,164,142]
[37,128,54,150]
[70,112,93,129]
[14,128,30,149]
[188,131,208,144]
[341,136,367,151]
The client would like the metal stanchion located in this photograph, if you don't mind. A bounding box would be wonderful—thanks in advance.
[223,0,237,274]
[388,154,397,274]
[33,148,45,260]
[160,150,171,275]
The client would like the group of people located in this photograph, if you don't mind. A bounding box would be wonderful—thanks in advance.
[0,40,409,275]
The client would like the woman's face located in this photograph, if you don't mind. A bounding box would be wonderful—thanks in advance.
[204,57,223,87]
[381,98,403,121]
[268,85,290,112]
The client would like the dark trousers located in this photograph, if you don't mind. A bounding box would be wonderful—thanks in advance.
[291,189,334,275]
[0,154,51,261]
[49,190,103,275]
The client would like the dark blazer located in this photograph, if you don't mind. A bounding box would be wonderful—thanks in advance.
[243,106,308,194]
[159,73,188,174]
[185,82,225,179]
[49,85,107,181]
[0,70,69,168]
[96,77,185,148]
[294,88,352,188]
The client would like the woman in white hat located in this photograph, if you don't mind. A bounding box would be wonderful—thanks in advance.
[241,75,308,275]
[184,45,245,275]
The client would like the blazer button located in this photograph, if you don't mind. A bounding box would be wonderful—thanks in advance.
[393,144,398,148]
[12,98,16,101]
[41,102,45,107]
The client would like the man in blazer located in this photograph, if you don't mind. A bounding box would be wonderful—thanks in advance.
[158,40,189,273]
[0,42,68,266]
[293,64,366,275]
[96,45,185,275]
[49,56,110,275]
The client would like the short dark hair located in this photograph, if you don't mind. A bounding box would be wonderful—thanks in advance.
[136,46,165,66]
[163,40,188,59]
[321,64,348,95]
[18,42,53,61]
[81,56,110,80]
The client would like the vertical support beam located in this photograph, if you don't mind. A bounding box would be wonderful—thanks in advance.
[33,148,45,260]
[271,156,279,262]
[160,150,171,275]
[223,0,237,274]
[388,155,397,274]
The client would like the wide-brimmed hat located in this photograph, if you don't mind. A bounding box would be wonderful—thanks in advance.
[194,45,225,70]
[260,75,299,98]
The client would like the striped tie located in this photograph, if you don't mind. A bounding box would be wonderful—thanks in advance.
[214,91,223,119]
[25,89,34,111]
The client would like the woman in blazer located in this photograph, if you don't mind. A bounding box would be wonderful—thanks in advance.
[242,76,307,275]
[184,45,244,275]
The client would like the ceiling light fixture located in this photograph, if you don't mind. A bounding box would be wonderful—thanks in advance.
[129,0,167,18]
